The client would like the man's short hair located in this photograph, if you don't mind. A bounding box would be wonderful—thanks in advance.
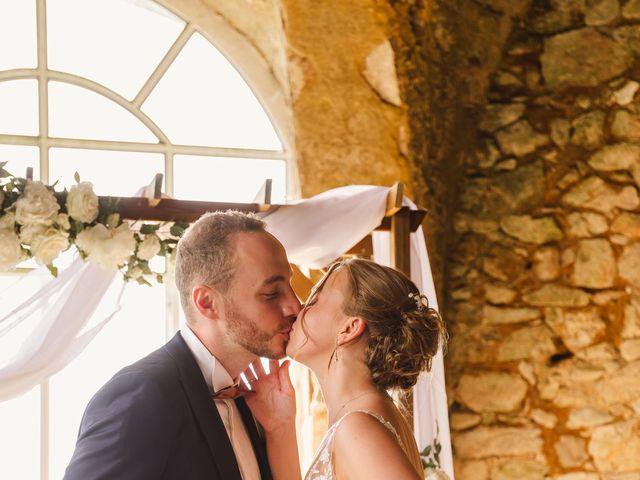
[174,211,266,318]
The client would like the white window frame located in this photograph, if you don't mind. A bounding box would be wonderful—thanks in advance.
[0,1,296,478]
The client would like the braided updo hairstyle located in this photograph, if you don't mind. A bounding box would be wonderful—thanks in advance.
[305,258,446,391]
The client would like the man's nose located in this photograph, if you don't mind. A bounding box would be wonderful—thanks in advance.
[283,286,302,318]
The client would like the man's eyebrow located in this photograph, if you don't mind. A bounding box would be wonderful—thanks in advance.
[261,268,294,287]
[262,275,286,286]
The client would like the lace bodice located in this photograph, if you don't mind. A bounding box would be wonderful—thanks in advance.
[304,410,404,480]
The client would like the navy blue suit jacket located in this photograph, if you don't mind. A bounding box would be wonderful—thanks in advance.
[64,333,272,480]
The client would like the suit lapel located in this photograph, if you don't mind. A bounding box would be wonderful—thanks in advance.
[236,397,273,480]
[164,333,243,480]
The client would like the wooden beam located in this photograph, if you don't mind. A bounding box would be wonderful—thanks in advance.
[143,173,163,207]
[252,178,272,212]
[377,210,426,232]
[385,181,404,217]
[390,207,412,277]
[112,197,265,223]
[389,206,414,427]
[106,191,426,232]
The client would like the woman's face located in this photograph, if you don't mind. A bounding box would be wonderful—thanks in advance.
[286,268,350,366]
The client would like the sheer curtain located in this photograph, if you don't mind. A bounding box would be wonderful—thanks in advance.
[0,257,121,402]
[0,185,453,478]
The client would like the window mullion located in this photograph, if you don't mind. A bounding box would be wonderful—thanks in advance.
[133,23,195,109]
[163,150,180,339]
[40,380,50,480]
[36,1,50,479]
[36,0,49,184]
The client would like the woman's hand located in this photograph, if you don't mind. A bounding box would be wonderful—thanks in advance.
[243,359,296,434]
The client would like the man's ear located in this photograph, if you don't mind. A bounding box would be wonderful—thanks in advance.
[192,284,221,321]
[337,316,367,346]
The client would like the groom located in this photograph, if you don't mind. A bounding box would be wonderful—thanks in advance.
[64,211,301,479]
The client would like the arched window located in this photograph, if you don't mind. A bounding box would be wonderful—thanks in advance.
[0,1,294,478]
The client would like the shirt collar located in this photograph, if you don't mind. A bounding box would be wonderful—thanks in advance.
[180,325,234,394]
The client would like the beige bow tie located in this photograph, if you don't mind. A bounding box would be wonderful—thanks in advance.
[212,382,252,400]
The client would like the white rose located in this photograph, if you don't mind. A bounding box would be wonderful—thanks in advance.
[31,227,70,265]
[15,181,60,226]
[19,223,46,245]
[76,223,136,269]
[0,229,23,271]
[66,181,99,223]
[0,211,15,230]
[137,234,161,260]
[56,213,71,231]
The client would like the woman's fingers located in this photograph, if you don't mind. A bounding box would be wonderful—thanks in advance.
[245,364,258,382]
[269,360,279,376]
[243,366,256,382]
[279,360,295,395]
[253,358,267,377]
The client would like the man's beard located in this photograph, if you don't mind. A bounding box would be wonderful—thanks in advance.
[224,298,286,359]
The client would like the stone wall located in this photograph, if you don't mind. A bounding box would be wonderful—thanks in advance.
[447,1,640,478]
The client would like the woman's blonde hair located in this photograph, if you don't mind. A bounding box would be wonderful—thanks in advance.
[300,258,446,391]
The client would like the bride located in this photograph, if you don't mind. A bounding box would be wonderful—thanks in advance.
[243,258,446,480]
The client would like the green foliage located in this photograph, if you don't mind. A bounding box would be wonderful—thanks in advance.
[46,264,59,277]
[169,220,189,238]
[140,223,161,234]
[0,161,12,178]
[420,437,442,470]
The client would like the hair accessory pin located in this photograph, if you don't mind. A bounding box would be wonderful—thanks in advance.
[408,292,426,313]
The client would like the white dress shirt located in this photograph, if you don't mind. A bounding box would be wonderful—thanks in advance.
[180,326,261,480]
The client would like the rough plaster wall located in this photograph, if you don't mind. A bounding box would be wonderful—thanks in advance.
[279,0,412,197]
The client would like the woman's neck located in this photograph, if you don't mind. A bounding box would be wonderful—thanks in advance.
[313,355,381,424]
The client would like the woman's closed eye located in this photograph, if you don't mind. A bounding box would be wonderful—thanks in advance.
[263,290,280,300]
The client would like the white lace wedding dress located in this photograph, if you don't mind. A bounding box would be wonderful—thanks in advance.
[304,410,405,480]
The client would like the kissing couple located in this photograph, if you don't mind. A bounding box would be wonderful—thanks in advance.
[64,210,446,480]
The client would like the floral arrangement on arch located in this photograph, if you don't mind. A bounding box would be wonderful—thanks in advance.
[0,163,188,284]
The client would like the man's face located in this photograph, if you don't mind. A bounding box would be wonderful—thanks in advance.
[222,231,301,359]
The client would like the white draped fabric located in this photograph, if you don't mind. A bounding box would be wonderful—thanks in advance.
[0,258,121,402]
[0,185,453,478]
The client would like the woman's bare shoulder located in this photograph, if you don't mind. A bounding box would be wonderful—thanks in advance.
[332,410,420,480]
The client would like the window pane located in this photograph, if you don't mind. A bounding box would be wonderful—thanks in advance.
[48,81,158,142]
[49,148,164,196]
[0,0,37,70]
[0,273,44,480]
[0,145,39,180]
[49,281,166,479]
[0,385,40,480]
[47,0,184,99]
[173,155,286,203]
[0,80,38,136]
[143,34,282,150]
